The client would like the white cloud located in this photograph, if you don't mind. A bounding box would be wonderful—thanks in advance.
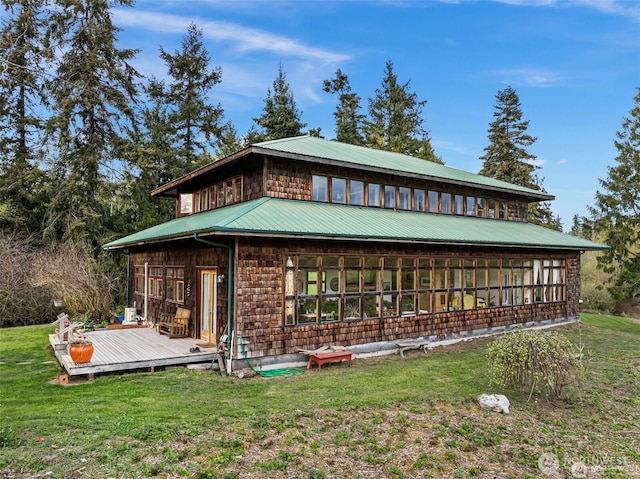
[558,157,569,165]
[487,0,640,21]
[490,68,563,88]
[112,9,350,64]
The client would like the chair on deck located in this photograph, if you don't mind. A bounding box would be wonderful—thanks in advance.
[158,307,191,338]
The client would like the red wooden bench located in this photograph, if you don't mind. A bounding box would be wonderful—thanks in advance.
[308,350,353,370]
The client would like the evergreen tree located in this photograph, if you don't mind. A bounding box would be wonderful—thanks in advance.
[126,85,178,232]
[592,88,640,308]
[216,121,244,157]
[569,214,594,240]
[154,22,225,170]
[363,61,441,163]
[44,0,139,247]
[0,0,49,235]
[479,86,560,230]
[253,63,306,141]
[323,69,364,145]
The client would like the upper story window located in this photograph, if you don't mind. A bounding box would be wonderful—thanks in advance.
[399,187,410,210]
[179,194,193,214]
[350,180,364,205]
[384,185,396,209]
[309,174,513,221]
[368,183,381,207]
[414,189,425,211]
[180,176,243,215]
[428,191,438,213]
[441,192,452,214]
[454,195,464,215]
[466,197,476,216]
[312,175,328,201]
[332,178,347,203]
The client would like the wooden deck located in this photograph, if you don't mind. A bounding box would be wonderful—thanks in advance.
[50,327,218,377]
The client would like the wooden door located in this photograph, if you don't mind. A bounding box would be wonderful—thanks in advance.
[199,269,217,345]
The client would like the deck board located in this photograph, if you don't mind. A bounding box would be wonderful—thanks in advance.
[50,327,218,376]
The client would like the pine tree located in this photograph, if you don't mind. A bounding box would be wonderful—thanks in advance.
[363,61,441,163]
[44,0,139,247]
[323,69,364,145]
[479,86,560,230]
[0,0,49,235]
[216,121,244,157]
[253,63,306,141]
[126,85,179,232]
[569,214,594,240]
[592,88,640,308]
[155,22,225,170]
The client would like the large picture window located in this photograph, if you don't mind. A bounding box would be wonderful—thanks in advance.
[283,254,567,326]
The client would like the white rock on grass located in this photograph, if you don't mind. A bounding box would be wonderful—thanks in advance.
[477,394,510,414]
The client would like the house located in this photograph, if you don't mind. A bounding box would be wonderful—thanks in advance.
[104,136,606,371]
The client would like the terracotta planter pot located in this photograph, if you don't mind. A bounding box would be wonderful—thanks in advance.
[69,343,94,363]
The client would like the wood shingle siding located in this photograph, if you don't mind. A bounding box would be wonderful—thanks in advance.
[233,238,581,359]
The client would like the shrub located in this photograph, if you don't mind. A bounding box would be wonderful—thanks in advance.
[0,232,56,327]
[32,241,114,323]
[486,329,583,400]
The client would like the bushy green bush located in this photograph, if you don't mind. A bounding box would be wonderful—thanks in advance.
[486,329,583,400]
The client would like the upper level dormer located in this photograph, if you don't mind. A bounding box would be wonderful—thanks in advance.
[151,136,553,223]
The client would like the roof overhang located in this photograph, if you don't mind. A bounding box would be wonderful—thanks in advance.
[104,197,606,252]
[150,137,554,202]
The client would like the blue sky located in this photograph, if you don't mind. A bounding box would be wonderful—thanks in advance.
[112,0,640,230]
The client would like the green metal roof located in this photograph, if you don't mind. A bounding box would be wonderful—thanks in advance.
[152,136,553,201]
[252,136,553,200]
[104,197,606,251]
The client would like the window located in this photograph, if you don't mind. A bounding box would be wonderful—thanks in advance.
[306,174,509,223]
[166,267,185,303]
[400,258,416,315]
[344,257,361,320]
[312,175,328,202]
[384,185,396,209]
[499,201,506,219]
[454,195,464,215]
[208,187,216,209]
[417,258,432,313]
[284,254,567,325]
[350,180,364,205]
[477,198,486,217]
[187,177,243,214]
[134,265,144,294]
[382,257,399,317]
[179,194,193,214]
[428,191,439,213]
[466,197,476,216]
[226,183,233,205]
[217,185,224,207]
[193,191,201,213]
[332,178,346,203]
[441,193,452,214]
[368,183,381,207]
[414,189,426,211]
[488,199,496,218]
[235,179,243,203]
[399,187,410,210]
[148,266,163,298]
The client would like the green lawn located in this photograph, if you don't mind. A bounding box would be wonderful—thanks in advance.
[1,313,638,478]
